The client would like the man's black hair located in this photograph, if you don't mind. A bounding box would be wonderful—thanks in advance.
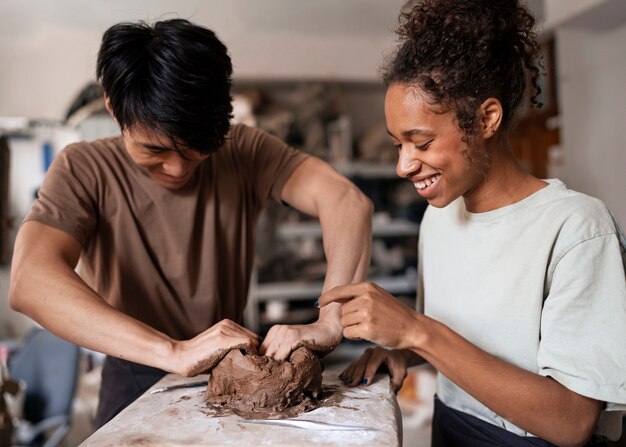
[97,18,233,154]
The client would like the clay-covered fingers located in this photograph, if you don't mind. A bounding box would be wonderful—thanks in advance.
[258,324,278,356]
[218,319,260,343]
[212,319,260,353]
[259,324,294,360]
[176,322,259,376]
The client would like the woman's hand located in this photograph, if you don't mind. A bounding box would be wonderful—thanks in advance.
[173,319,260,376]
[318,281,423,350]
[341,347,411,393]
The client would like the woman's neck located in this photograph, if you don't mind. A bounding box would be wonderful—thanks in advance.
[463,143,547,213]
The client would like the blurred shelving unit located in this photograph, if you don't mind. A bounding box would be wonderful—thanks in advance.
[236,79,424,334]
[244,161,421,333]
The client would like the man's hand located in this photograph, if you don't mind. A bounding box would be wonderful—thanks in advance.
[259,319,343,361]
[318,281,422,350]
[173,319,260,376]
[340,347,411,393]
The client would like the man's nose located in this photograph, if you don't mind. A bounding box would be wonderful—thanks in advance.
[162,153,188,177]
[396,146,421,178]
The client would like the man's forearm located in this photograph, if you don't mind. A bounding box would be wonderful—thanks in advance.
[320,187,372,292]
[318,186,372,332]
[10,256,177,373]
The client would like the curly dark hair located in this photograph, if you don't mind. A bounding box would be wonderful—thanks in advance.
[97,19,233,154]
[382,0,543,138]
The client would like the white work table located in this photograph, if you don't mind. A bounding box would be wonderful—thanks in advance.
[80,370,401,447]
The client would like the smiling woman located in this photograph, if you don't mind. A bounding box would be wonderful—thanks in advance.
[318,0,626,446]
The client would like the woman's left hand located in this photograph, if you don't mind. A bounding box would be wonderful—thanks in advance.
[318,282,422,350]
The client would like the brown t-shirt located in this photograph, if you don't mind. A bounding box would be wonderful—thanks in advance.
[26,124,308,340]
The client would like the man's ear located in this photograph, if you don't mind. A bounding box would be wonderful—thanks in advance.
[479,97,503,139]
[104,94,116,122]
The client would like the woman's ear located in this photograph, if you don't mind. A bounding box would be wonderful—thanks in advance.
[479,97,503,139]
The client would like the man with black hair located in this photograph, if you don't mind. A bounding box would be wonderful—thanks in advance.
[9,19,372,426]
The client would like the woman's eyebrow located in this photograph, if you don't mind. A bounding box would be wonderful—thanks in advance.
[386,128,435,138]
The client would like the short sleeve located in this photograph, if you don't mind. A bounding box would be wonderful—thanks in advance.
[228,125,308,204]
[24,145,98,244]
[538,233,626,410]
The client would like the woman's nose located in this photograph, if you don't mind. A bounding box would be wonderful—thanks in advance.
[396,146,421,178]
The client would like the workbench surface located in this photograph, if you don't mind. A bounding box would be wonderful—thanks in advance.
[80,370,401,446]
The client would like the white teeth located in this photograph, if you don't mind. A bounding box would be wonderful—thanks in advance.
[414,174,440,190]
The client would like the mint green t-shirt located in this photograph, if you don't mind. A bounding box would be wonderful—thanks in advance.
[418,179,626,440]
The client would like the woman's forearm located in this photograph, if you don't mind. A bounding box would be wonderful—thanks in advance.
[410,314,601,447]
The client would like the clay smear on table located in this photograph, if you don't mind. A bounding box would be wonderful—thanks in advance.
[205,347,333,419]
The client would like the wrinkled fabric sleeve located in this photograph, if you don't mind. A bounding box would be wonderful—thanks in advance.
[538,233,626,410]
[24,145,99,245]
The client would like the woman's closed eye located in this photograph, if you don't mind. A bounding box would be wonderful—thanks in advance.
[393,139,433,151]
[416,139,433,151]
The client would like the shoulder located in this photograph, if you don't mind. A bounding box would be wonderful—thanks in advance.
[57,136,125,167]
[543,182,617,241]
[218,124,305,170]
[224,124,287,153]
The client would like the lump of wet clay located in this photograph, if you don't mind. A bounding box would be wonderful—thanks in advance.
[205,347,322,419]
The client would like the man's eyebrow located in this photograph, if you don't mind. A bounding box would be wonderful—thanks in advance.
[386,128,435,138]
[140,143,172,151]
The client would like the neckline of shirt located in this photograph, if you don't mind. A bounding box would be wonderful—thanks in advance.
[462,179,565,222]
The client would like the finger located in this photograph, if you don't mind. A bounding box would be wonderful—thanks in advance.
[220,328,258,350]
[238,325,261,340]
[229,338,257,354]
[342,348,373,386]
[347,350,378,387]
[341,295,372,316]
[263,325,288,358]
[340,348,372,383]
[340,362,356,382]
[387,354,408,392]
[340,308,365,328]
[244,335,260,351]
[363,349,387,385]
[222,319,260,340]
[340,362,357,382]
[259,326,278,355]
[343,324,364,342]
[318,283,374,307]
[273,339,298,361]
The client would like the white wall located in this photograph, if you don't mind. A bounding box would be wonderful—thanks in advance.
[555,23,626,227]
[0,0,404,120]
